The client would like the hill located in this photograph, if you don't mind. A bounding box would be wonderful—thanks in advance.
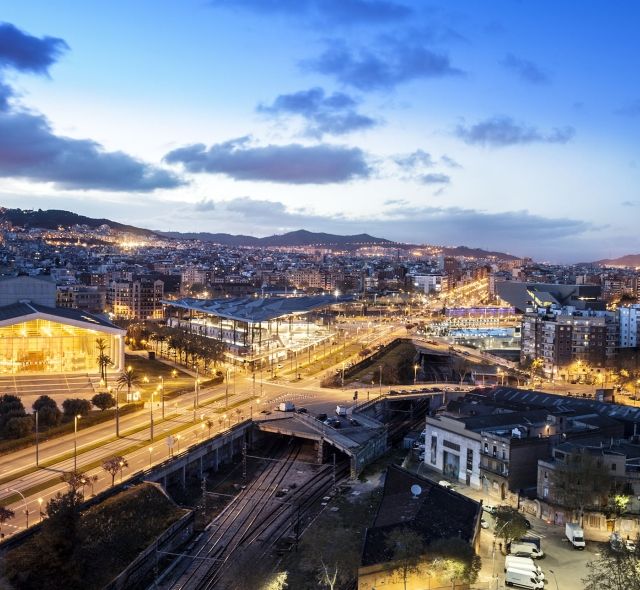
[0,207,159,237]
[159,228,392,247]
[591,254,640,267]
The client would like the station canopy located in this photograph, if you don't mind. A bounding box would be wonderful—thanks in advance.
[163,294,354,323]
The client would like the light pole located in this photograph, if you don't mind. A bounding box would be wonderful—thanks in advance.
[73,414,81,472]
[35,409,39,467]
[548,569,560,590]
[159,376,165,420]
[5,487,29,529]
[149,391,154,441]
[37,497,43,522]
[491,520,511,589]
[379,364,383,396]
[225,367,230,409]
[148,446,153,470]
[414,364,419,385]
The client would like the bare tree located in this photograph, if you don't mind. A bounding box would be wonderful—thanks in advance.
[102,456,129,487]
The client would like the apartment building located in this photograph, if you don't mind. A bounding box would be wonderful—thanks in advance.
[107,278,164,320]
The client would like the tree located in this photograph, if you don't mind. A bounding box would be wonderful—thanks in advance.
[0,394,26,436]
[62,398,92,419]
[33,395,61,428]
[95,337,112,384]
[550,450,613,522]
[102,456,128,487]
[4,415,33,439]
[91,392,115,411]
[0,505,15,538]
[116,366,141,403]
[583,545,640,590]
[384,528,425,590]
[493,506,529,547]
[428,537,481,589]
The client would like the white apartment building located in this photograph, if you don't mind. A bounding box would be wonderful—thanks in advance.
[424,414,482,489]
[619,305,640,348]
[413,274,447,295]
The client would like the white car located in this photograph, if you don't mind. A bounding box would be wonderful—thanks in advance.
[438,480,453,489]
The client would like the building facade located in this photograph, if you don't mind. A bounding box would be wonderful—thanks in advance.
[107,279,164,320]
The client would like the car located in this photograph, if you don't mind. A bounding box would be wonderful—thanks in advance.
[483,504,497,515]
[316,413,328,422]
[480,518,489,529]
[349,418,360,426]
[296,407,308,414]
[438,480,453,489]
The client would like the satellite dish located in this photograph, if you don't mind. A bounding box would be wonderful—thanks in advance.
[410,484,422,498]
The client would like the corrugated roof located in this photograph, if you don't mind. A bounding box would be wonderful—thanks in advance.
[0,302,121,330]
[163,294,353,323]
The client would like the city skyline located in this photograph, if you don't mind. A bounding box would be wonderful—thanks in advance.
[1,1,639,262]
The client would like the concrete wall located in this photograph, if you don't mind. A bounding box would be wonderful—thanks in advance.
[0,276,56,307]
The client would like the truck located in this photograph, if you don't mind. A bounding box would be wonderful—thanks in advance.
[278,401,295,412]
[335,405,348,416]
[565,522,586,549]
[505,568,544,589]
[509,541,544,559]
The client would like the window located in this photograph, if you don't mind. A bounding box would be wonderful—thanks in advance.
[467,449,473,471]
[611,463,617,471]
[443,440,461,452]
[492,445,497,457]
[484,442,488,453]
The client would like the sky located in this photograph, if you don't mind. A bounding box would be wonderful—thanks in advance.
[0,0,639,262]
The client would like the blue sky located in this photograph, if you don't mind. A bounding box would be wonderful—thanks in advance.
[0,0,638,261]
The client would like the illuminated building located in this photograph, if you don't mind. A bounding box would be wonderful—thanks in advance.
[107,278,164,320]
[0,276,124,376]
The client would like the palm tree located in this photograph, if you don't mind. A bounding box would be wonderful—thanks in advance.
[115,367,141,437]
[95,338,112,385]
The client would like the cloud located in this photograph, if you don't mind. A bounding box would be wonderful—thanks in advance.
[621,200,638,207]
[164,136,371,184]
[614,99,640,117]
[501,53,550,85]
[194,198,216,211]
[0,22,68,75]
[0,80,12,111]
[455,116,575,147]
[440,154,461,168]
[421,173,450,185]
[0,111,184,191]
[210,0,412,25]
[303,37,462,91]
[395,149,434,170]
[257,87,377,137]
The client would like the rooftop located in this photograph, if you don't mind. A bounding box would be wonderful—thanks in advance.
[162,293,353,323]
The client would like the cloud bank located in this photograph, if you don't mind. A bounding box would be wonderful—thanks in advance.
[501,53,550,85]
[165,136,371,184]
[456,116,575,147]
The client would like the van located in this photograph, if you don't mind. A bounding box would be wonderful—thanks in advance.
[278,401,295,412]
[504,556,544,580]
[505,567,544,589]
[510,542,544,559]
[335,405,348,416]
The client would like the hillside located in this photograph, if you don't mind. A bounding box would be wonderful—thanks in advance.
[0,207,158,237]
[592,254,640,267]
[159,228,392,247]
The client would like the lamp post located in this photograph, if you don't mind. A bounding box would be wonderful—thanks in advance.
[413,364,419,385]
[148,446,153,470]
[548,569,560,590]
[159,376,165,420]
[73,414,81,472]
[149,391,154,442]
[491,519,511,589]
[225,367,230,409]
[379,364,383,396]
[4,488,28,529]
[35,409,39,467]
[37,497,43,522]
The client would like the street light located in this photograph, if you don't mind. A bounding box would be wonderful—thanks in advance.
[413,364,419,385]
[37,497,43,522]
[159,376,165,420]
[73,414,81,472]
[148,446,153,469]
[548,569,560,590]
[149,391,154,441]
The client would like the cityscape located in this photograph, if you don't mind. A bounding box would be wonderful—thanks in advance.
[0,2,639,590]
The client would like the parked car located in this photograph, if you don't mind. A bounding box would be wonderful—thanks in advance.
[438,480,453,489]
[482,504,497,515]
[316,413,328,422]
[349,418,360,426]
[296,407,308,414]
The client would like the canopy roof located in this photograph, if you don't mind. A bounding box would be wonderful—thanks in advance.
[163,294,353,323]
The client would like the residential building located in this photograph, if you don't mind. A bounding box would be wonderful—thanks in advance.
[56,285,106,314]
[619,305,640,348]
[107,278,164,320]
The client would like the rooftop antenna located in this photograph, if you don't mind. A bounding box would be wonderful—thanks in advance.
[410,484,422,499]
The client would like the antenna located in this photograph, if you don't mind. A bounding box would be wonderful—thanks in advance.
[410,484,422,499]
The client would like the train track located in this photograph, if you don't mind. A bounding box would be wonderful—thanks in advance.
[163,440,303,589]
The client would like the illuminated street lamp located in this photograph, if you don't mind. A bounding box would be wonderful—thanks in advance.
[413,364,420,385]
[37,497,43,522]
[73,414,81,472]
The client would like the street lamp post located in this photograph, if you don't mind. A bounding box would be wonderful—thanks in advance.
[548,569,560,590]
[379,364,383,396]
[4,488,28,529]
[73,414,81,472]
[149,391,154,442]
[413,364,419,385]
[35,409,39,467]
[148,446,153,470]
[37,497,43,522]
[160,376,165,420]
[225,367,230,409]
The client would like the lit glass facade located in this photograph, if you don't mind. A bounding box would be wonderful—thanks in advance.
[0,319,122,375]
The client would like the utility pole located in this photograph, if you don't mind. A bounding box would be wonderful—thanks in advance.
[242,441,247,481]
[35,410,39,467]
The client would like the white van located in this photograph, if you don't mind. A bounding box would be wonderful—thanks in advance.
[335,405,348,416]
[505,567,544,589]
[505,556,544,580]
[510,542,544,559]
